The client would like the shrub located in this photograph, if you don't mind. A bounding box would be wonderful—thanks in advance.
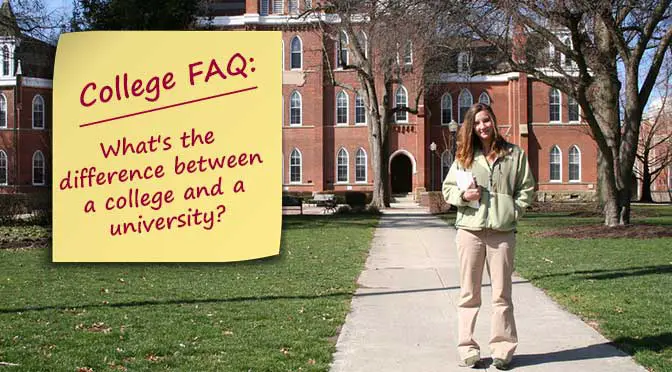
[345,191,367,207]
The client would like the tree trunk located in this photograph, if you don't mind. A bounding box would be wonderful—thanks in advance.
[368,114,386,209]
[640,165,653,202]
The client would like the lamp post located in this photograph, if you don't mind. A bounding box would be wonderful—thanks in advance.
[448,120,458,166]
[429,142,437,191]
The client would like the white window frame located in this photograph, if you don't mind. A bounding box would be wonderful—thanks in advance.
[290,36,303,70]
[549,88,561,123]
[355,93,366,125]
[568,95,580,123]
[403,40,413,65]
[0,149,7,185]
[357,30,368,58]
[272,0,283,14]
[289,91,302,126]
[458,89,473,124]
[32,95,45,129]
[336,148,349,183]
[457,51,471,74]
[395,86,408,123]
[337,31,349,68]
[478,91,491,106]
[568,145,581,182]
[441,93,452,125]
[441,150,453,183]
[355,148,367,183]
[0,94,6,128]
[550,145,562,182]
[288,0,298,14]
[2,46,9,76]
[336,91,349,125]
[32,150,45,186]
[289,148,302,184]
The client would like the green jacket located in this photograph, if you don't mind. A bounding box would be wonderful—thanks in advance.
[442,143,536,231]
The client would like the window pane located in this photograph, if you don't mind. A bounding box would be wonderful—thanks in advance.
[441,95,452,124]
[336,92,347,124]
[355,150,366,182]
[337,150,348,182]
[396,88,407,122]
[568,97,579,121]
[355,95,365,124]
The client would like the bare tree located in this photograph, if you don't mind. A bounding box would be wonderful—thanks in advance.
[635,77,672,202]
[305,0,460,208]
[1,0,70,44]
[460,0,672,226]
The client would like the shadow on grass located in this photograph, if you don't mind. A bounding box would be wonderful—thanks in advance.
[511,342,629,368]
[0,281,531,314]
[527,265,672,281]
[613,332,672,355]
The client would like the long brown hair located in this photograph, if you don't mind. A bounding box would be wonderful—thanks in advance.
[456,103,508,169]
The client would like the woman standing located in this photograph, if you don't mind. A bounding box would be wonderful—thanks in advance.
[442,103,535,369]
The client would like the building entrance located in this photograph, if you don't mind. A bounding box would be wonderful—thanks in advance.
[391,154,413,193]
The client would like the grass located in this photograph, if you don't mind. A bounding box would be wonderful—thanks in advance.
[0,214,379,372]
[441,204,672,372]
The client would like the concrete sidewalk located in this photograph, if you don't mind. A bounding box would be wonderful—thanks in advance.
[330,204,646,372]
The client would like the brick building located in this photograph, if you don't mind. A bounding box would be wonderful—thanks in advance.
[0,0,54,194]
[208,0,599,201]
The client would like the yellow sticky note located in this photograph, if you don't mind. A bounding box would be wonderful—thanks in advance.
[52,31,281,262]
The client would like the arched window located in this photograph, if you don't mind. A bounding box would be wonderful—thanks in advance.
[289,149,302,183]
[32,95,45,129]
[355,93,366,124]
[568,96,579,122]
[336,91,348,125]
[441,150,453,183]
[550,146,561,182]
[2,46,9,76]
[33,150,45,185]
[338,31,349,67]
[0,150,7,185]
[355,148,367,183]
[569,146,581,182]
[289,91,302,126]
[357,30,368,58]
[441,94,452,124]
[549,88,561,122]
[290,36,302,70]
[395,86,408,123]
[457,51,471,74]
[0,94,6,128]
[564,38,573,68]
[458,89,473,124]
[337,148,349,183]
[479,91,491,106]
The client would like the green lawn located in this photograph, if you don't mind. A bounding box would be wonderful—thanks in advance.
[442,204,672,372]
[0,215,378,371]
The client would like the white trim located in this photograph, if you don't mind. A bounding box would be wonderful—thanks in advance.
[22,78,53,89]
[0,149,7,185]
[0,77,15,86]
[549,145,562,182]
[549,88,561,123]
[289,90,302,126]
[289,148,302,184]
[289,35,303,70]
[0,93,6,129]
[394,85,408,123]
[478,91,491,106]
[438,72,519,83]
[441,93,452,124]
[336,147,349,183]
[336,90,349,125]
[458,89,473,124]
[32,94,45,129]
[32,150,45,186]
[205,13,344,27]
[568,145,581,182]
[354,92,366,125]
[389,149,417,174]
[355,148,367,183]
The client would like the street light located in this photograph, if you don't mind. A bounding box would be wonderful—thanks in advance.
[429,142,437,191]
[448,120,458,166]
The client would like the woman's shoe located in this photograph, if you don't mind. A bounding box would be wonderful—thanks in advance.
[492,357,510,370]
[459,354,480,367]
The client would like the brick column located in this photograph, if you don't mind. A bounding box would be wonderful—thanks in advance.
[245,0,258,14]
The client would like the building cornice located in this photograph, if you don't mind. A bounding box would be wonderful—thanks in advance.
[22,77,52,88]
[437,72,520,83]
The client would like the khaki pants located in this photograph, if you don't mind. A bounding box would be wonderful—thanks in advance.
[456,228,517,363]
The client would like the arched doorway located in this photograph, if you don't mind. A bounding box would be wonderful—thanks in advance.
[391,154,413,193]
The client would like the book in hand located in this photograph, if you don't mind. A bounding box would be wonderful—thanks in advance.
[455,170,480,209]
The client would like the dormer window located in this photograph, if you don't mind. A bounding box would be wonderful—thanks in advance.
[272,0,283,14]
[457,51,471,74]
[2,46,9,76]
